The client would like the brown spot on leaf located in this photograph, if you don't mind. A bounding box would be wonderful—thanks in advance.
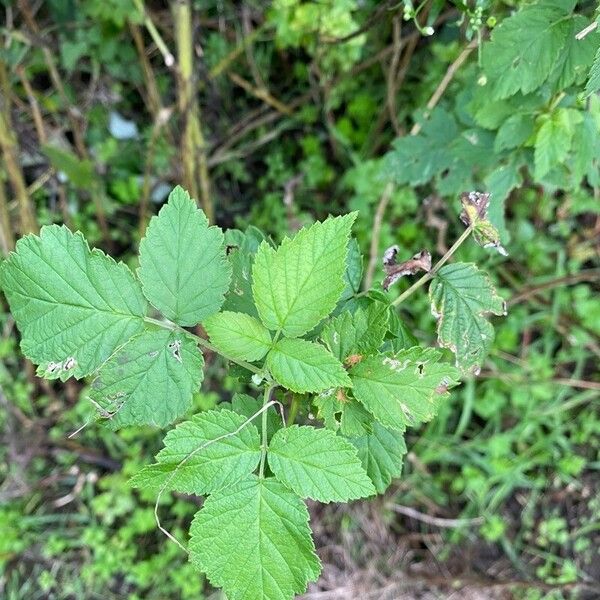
[344,354,363,367]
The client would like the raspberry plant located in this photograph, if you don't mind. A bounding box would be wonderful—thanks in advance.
[0,186,507,600]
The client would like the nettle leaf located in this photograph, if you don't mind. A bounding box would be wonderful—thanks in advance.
[203,311,272,362]
[189,476,321,600]
[350,423,407,494]
[0,225,146,379]
[268,424,375,503]
[482,1,576,99]
[129,409,260,495]
[252,213,357,337]
[266,338,351,393]
[429,263,506,375]
[138,186,231,326]
[534,108,583,180]
[350,348,459,431]
[321,301,389,362]
[90,328,203,428]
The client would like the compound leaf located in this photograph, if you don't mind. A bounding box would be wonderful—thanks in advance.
[350,423,407,494]
[350,348,459,431]
[0,225,146,379]
[204,311,272,361]
[138,186,231,326]
[429,263,506,375]
[252,214,356,337]
[268,425,375,502]
[129,409,261,495]
[189,476,321,600]
[266,338,351,393]
[89,328,203,429]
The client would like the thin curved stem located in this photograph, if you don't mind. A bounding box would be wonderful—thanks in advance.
[391,224,474,307]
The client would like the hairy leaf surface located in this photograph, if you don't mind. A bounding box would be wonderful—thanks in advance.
[138,186,231,326]
[268,425,375,502]
[189,477,321,600]
[129,409,260,495]
[350,348,459,431]
[266,338,351,393]
[429,263,506,374]
[204,311,272,361]
[252,214,356,337]
[0,225,146,379]
[89,328,203,428]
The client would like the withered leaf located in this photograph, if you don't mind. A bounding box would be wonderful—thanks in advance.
[382,248,431,291]
[460,191,508,256]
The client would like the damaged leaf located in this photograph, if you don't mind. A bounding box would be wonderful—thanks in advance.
[382,247,432,291]
[429,263,506,375]
[460,191,508,256]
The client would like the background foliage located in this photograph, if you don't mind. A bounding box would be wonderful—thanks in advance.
[0,0,599,598]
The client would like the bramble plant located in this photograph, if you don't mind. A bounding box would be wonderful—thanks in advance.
[0,186,507,600]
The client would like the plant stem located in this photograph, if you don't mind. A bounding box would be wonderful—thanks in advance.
[143,316,263,375]
[286,394,300,426]
[259,384,275,478]
[391,224,474,306]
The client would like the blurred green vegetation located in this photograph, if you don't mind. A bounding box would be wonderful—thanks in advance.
[0,0,599,598]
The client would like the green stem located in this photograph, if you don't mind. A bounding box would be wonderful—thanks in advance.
[143,316,263,375]
[259,384,275,478]
[391,224,474,307]
[286,394,300,426]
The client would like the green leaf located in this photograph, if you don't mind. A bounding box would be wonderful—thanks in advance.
[204,311,272,361]
[384,108,458,185]
[534,109,583,180]
[138,186,231,326]
[585,46,600,96]
[189,477,321,600]
[350,423,407,494]
[0,225,147,379]
[222,226,267,317]
[340,237,363,301]
[482,2,575,99]
[313,393,373,437]
[321,301,388,362]
[129,409,261,495]
[494,114,534,153]
[43,144,97,187]
[89,328,203,429]
[252,213,357,337]
[429,263,506,375]
[230,393,281,442]
[268,425,375,502]
[350,348,459,431]
[266,338,351,393]
[551,15,600,90]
